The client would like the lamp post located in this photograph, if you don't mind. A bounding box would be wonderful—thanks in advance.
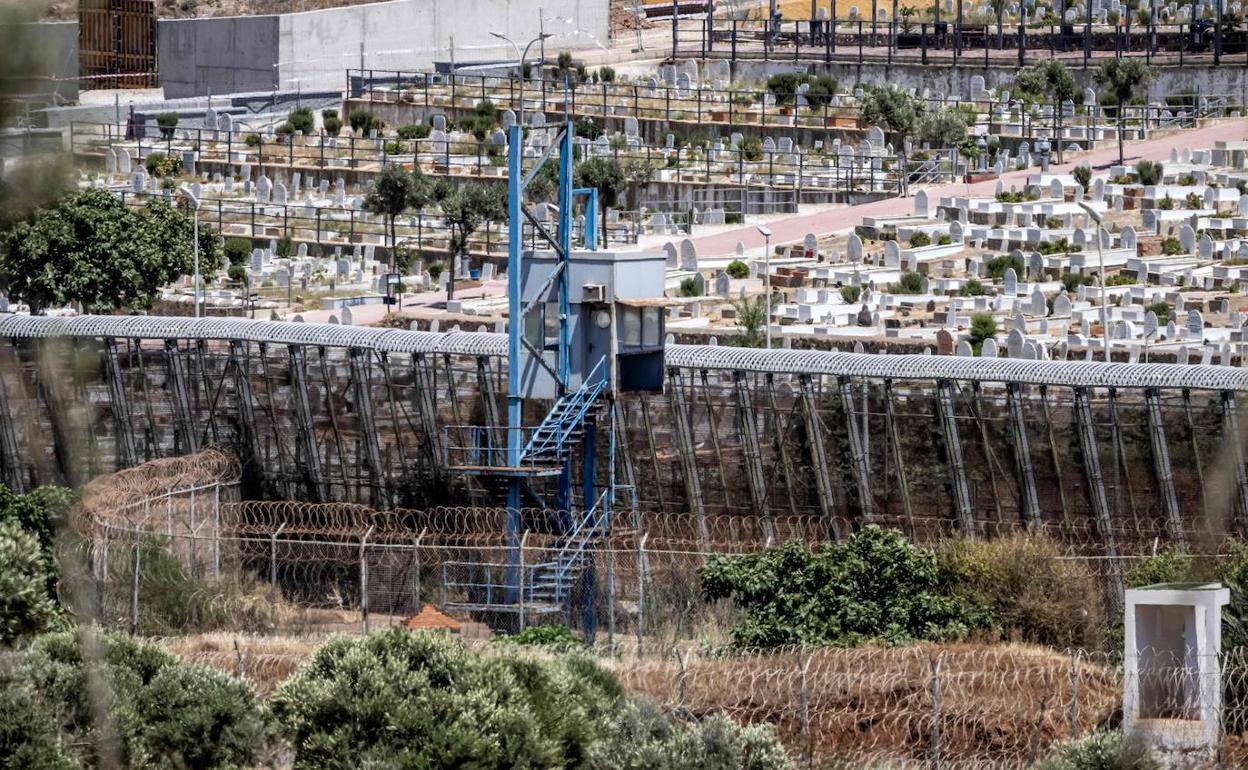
[490,31,553,131]
[1077,200,1110,362]
[757,225,773,348]
[177,185,202,319]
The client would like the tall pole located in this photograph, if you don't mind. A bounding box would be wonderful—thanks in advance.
[1096,231,1109,362]
[764,234,772,349]
[505,122,523,604]
[193,209,200,319]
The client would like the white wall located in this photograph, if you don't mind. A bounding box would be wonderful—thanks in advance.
[278,0,608,94]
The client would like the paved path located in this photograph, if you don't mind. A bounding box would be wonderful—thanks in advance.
[683,117,1248,258]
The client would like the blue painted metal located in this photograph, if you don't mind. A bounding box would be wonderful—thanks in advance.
[571,187,599,250]
[506,123,524,606]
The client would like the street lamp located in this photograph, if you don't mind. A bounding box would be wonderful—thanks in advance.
[177,185,202,319]
[757,225,773,348]
[489,31,552,130]
[1077,200,1110,362]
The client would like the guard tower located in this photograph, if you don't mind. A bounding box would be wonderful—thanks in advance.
[443,110,667,637]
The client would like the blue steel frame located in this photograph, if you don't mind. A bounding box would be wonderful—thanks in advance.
[504,115,603,636]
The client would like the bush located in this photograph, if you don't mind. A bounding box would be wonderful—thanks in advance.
[966,312,998,355]
[1144,301,1173,325]
[938,234,953,245]
[322,115,342,135]
[1031,730,1163,770]
[271,629,623,768]
[1073,164,1092,191]
[574,116,603,140]
[396,123,431,140]
[349,110,380,135]
[427,262,444,282]
[223,237,252,266]
[5,628,266,769]
[839,284,862,303]
[680,276,701,297]
[1134,159,1163,186]
[502,624,580,647]
[909,231,931,247]
[591,699,793,770]
[985,254,1024,280]
[938,535,1105,649]
[287,106,315,134]
[155,112,179,140]
[1125,547,1193,588]
[739,135,764,162]
[244,133,262,148]
[227,264,248,285]
[598,65,616,83]
[726,259,750,279]
[1157,236,1179,256]
[0,520,59,647]
[960,278,986,296]
[700,526,991,647]
[1061,272,1093,293]
[890,270,924,294]
[143,152,181,178]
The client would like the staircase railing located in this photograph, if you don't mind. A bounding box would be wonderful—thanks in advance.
[537,488,611,602]
[520,355,609,463]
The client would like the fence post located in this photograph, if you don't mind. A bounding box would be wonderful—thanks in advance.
[799,653,813,765]
[130,541,141,634]
[1068,648,1081,737]
[929,654,943,769]
[270,522,285,589]
[360,525,374,634]
[636,531,648,650]
[413,527,426,610]
[189,486,197,578]
[214,482,221,580]
[518,530,529,631]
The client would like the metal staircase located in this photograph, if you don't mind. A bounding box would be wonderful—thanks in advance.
[520,357,608,466]
[525,488,609,605]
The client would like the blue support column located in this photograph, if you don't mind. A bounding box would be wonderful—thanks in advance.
[506,123,524,608]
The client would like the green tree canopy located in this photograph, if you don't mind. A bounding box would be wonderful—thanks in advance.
[1,189,215,314]
[859,86,925,140]
[1014,61,1078,163]
[436,182,506,299]
[364,165,432,264]
[1095,58,1154,166]
[915,107,968,148]
[0,520,59,647]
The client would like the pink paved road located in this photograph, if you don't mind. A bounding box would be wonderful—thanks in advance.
[685,118,1248,258]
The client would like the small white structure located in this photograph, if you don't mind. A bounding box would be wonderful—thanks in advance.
[1124,582,1230,762]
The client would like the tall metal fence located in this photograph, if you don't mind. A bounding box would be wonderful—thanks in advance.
[73,450,1248,767]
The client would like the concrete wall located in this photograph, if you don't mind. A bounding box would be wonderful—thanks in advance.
[159,0,608,98]
[21,22,78,105]
[725,58,1248,103]
[159,15,280,99]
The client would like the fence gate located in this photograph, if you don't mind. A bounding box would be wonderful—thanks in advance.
[78,0,157,90]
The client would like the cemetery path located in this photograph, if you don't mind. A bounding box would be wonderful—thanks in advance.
[684,117,1248,258]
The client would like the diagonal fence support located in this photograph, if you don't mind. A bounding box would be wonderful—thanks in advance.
[1073,386,1123,599]
[1144,387,1184,549]
[1006,382,1041,528]
[838,375,875,525]
[936,379,974,536]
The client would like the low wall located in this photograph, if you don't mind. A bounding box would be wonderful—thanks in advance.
[159,0,609,99]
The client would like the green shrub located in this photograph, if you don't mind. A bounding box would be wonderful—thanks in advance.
[271,629,624,769]
[396,123,431,140]
[0,520,59,647]
[967,312,997,355]
[155,112,179,140]
[986,254,1024,280]
[680,276,701,297]
[699,526,991,647]
[1104,274,1135,286]
[909,231,931,247]
[839,284,862,303]
[1158,194,1175,210]
[244,133,262,148]
[427,262,444,282]
[726,259,750,279]
[1144,301,1173,325]
[739,135,764,162]
[591,699,793,770]
[287,106,315,134]
[890,270,924,294]
[275,233,294,258]
[322,115,342,135]
[349,110,380,135]
[502,624,580,646]
[960,278,986,296]
[1061,272,1094,293]
[227,264,248,285]
[143,152,181,178]
[223,237,252,266]
[1031,730,1163,770]
[1073,164,1092,191]
[1186,192,1204,209]
[598,66,616,83]
[1134,159,1163,186]
[5,628,266,769]
[937,535,1105,649]
[574,116,603,140]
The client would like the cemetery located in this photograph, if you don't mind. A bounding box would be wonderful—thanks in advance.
[15,1,1248,768]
